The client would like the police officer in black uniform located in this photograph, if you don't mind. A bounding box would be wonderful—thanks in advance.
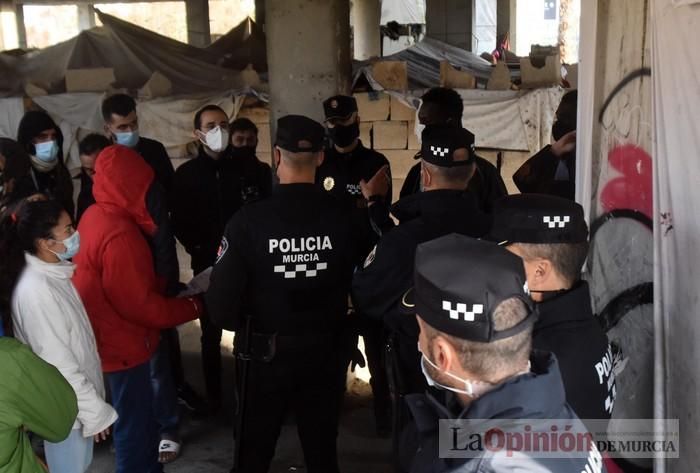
[206,115,357,473]
[400,234,604,473]
[490,194,616,427]
[352,126,491,447]
[399,87,508,213]
[317,94,393,434]
[319,95,390,196]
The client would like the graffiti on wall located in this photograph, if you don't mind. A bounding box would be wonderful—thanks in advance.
[586,65,654,450]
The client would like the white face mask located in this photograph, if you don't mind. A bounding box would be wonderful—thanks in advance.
[419,347,491,398]
[200,126,229,153]
[419,343,532,398]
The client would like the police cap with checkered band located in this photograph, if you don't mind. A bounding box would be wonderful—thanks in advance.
[490,194,588,245]
[401,233,536,342]
[275,115,325,153]
[419,126,476,167]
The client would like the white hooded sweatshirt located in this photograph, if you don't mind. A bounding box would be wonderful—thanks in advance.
[11,253,117,437]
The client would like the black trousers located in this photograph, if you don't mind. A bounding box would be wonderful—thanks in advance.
[394,335,427,397]
[360,316,392,427]
[199,309,223,404]
[163,327,185,387]
[236,342,342,473]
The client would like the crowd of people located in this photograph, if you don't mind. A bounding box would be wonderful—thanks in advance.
[0,86,612,473]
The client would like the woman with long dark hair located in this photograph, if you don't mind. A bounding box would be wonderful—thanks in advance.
[0,199,117,473]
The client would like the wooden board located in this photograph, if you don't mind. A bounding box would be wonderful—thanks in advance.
[371,61,408,91]
[439,61,476,89]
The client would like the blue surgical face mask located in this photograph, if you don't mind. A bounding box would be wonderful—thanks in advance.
[50,231,80,261]
[114,130,140,148]
[34,140,59,163]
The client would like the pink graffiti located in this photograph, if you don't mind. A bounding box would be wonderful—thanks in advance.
[600,144,653,219]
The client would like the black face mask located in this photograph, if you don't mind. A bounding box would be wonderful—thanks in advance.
[231,146,256,160]
[552,118,576,141]
[329,122,360,148]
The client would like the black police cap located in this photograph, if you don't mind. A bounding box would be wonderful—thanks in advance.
[419,126,476,167]
[323,95,358,121]
[490,194,588,245]
[275,115,325,153]
[401,234,535,343]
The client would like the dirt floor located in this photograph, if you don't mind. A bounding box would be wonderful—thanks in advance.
[86,350,393,473]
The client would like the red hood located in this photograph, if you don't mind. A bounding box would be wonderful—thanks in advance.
[93,145,157,236]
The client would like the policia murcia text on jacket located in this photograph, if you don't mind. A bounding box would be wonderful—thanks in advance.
[490,193,616,429]
[206,114,362,473]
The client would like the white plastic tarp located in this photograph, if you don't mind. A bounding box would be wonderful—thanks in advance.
[474,0,498,55]
[0,11,261,97]
[355,37,497,89]
[0,97,25,139]
[651,0,700,471]
[381,0,426,24]
[395,87,562,152]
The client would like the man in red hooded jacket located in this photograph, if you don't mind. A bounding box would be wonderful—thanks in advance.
[73,145,203,473]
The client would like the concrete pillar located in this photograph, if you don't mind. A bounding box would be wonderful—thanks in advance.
[265,0,351,141]
[77,4,96,32]
[426,0,475,52]
[0,7,5,51]
[185,0,211,47]
[15,3,26,49]
[496,0,512,38]
[255,0,265,29]
[353,0,381,60]
[558,0,578,63]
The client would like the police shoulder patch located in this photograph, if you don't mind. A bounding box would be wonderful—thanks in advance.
[363,245,378,268]
[216,237,229,264]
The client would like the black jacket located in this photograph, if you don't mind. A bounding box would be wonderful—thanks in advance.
[172,146,272,273]
[533,282,615,426]
[512,145,575,200]
[76,172,94,223]
[399,156,508,213]
[136,137,175,206]
[316,141,392,262]
[28,165,75,218]
[353,190,490,394]
[353,189,491,327]
[402,351,605,473]
[206,184,359,336]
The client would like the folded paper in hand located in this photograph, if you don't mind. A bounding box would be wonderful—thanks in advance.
[178,267,213,297]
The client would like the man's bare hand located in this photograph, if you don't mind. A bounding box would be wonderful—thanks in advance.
[360,165,390,202]
[551,130,577,157]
